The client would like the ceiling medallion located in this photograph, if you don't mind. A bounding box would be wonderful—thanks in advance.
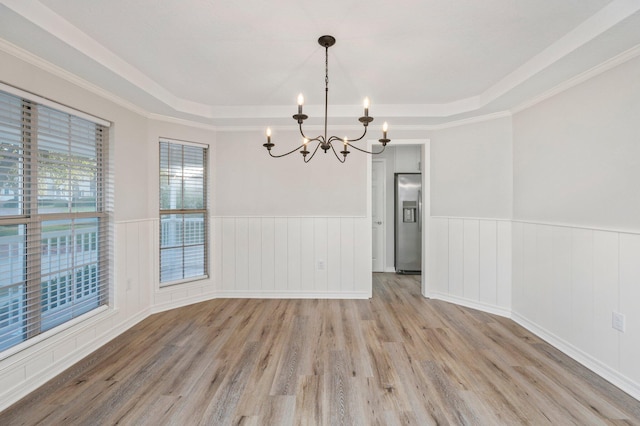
[263,35,390,163]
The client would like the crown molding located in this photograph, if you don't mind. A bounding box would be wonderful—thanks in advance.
[146,113,219,131]
[0,37,149,119]
[1,0,183,112]
[511,42,640,114]
[426,111,513,131]
[482,0,640,106]
[2,0,640,134]
[4,0,639,121]
[215,111,513,133]
[4,28,640,135]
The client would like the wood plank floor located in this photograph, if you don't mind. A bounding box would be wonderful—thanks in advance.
[2,273,640,425]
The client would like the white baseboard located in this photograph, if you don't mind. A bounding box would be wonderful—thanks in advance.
[427,291,511,318]
[215,290,371,300]
[511,312,640,401]
[151,292,218,315]
[384,267,396,273]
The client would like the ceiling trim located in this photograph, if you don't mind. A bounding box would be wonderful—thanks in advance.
[481,0,640,105]
[0,0,196,113]
[211,111,513,133]
[0,37,149,118]
[3,30,640,134]
[4,0,639,120]
[512,42,640,114]
[0,28,513,132]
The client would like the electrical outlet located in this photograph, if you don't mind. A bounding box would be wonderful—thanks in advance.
[317,260,326,270]
[612,312,626,332]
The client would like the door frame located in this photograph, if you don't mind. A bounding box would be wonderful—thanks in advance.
[371,158,386,272]
[366,139,431,297]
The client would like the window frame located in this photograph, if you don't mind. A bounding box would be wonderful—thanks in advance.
[158,138,209,287]
[0,84,111,354]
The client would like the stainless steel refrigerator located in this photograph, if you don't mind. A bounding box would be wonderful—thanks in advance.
[394,173,422,274]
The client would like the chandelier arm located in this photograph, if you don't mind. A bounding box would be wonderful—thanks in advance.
[298,122,312,141]
[326,125,369,145]
[346,126,369,143]
[346,142,387,155]
[267,143,305,158]
[329,142,347,163]
[303,140,323,163]
[298,125,325,145]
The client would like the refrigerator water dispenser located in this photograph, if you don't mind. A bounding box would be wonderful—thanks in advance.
[402,201,417,223]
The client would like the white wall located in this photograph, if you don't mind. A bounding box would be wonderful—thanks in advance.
[431,116,513,219]
[425,116,514,314]
[511,54,640,398]
[212,130,372,298]
[214,131,367,217]
[513,55,640,231]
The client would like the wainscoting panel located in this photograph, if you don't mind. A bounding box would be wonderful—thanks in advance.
[327,218,342,293]
[429,217,449,295]
[248,218,263,292]
[260,218,275,292]
[496,221,512,309]
[619,234,640,389]
[512,222,640,399]
[274,218,288,291]
[235,218,249,292]
[463,220,480,301]
[447,219,465,298]
[287,218,302,292]
[214,217,370,298]
[429,217,511,316]
[340,218,356,293]
[479,220,497,306]
[593,231,619,369]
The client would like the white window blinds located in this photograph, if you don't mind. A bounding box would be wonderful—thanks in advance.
[159,139,208,285]
[0,88,111,352]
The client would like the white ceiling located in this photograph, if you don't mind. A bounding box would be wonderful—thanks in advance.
[1,0,640,128]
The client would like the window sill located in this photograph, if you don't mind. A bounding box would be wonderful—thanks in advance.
[0,305,111,363]
[158,274,210,289]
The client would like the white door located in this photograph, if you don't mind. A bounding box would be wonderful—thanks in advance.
[372,160,385,272]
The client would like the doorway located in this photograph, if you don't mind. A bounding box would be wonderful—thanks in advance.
[372,159,386,272]
[367,139,431,296]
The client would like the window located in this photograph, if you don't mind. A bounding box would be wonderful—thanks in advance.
[0,87,111,352]
[159,139,208,285]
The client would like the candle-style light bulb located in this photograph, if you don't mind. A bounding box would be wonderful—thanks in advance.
[382,122,388,139]
[266,127,272,142]
[303,137,308,147]
[343,137,348,148]
[363,97,370,117]
[297,93,304,114]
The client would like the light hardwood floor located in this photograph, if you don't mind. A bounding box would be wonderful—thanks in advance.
[2,273,640,425]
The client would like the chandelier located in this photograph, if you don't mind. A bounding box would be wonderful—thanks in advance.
[263,35,390,163]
